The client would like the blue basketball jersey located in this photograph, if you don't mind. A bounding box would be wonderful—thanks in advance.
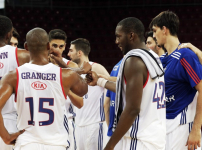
[106,59,122,136]
[160,47,202,120]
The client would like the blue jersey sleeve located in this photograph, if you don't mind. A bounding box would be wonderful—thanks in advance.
[106,89,111,97]
[179,48,202,88]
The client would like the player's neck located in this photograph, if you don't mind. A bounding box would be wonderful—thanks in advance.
[78,56,89,67]
[164,36,180,55]
[0,40,6,47]
[30,52,49,65]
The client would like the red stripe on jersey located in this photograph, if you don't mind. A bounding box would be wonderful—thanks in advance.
[182,58,200,82]
[67,60,70,65]
[15,47,19,67]
[143,70,149,88]
[15,68,19,102]
[60,68,67,99]
[180,59,200,84]
[124,75,127,84]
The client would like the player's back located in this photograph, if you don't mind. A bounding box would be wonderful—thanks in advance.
[0,45,18,125]
[15,63,69,147]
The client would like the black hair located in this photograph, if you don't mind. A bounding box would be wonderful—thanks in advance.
[117,17,145,42]
[70,38,90,56]
[149,11,179,36]
[49,29,67,42]
[13,27,20,39]
[0,15,13,39]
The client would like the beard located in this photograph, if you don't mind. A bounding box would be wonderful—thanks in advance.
[72,57,80,65]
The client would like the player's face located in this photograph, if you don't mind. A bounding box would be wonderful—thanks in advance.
[10,37,18,47]
[68,44,80,64]
[152,26,165,47]
[115,25,130,55]
[49,39,66,55]
[146,37,158,54]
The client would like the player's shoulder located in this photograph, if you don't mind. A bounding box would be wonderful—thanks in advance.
[177,47,196,58]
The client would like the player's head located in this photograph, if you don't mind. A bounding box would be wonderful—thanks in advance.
[25,28,49,54]
[0,15,13,44]
[145,31,159,54]
[149,11,179,46]
[115,17,145,55]
[10,28,19,47]
[49,29,67,55]
[68,38,90,64]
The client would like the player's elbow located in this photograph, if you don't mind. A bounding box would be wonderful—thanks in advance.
[78,84,88,97]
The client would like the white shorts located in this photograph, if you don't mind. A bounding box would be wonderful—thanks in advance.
[14,143,66,150]
[75,122,107,150]
[68,119,76,150]
[166,122,201,150]
[114,137,152,150]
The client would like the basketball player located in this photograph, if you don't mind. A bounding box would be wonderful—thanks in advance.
[49,29,78,68]
[49,29,82,150]
[150,11,202,150]
[86,17,166,150]
[0,27,88,150]
[0,15,30,150]
[67,38,109,150]
[10,28,19,47]
[145,31,165,56]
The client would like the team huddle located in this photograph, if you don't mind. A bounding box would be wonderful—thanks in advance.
[0,10,202,150]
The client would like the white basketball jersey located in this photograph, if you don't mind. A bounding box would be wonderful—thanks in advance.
[15,63,69,147]
[121,52,166,149]
[62,57,70,65]
[0,45,18,121]
[75,62,105,126]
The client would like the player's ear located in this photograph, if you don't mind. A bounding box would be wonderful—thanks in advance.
[47,42,50,50]
[130,32,137,41]
[24,42,28,51]
[162,26,167,35]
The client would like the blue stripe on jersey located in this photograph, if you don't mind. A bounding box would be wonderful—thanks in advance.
[64,115,69,134]
[100,93,105,121]
[180,107,188,125]
[72,121,77,150]
[69,104,76,118]
[130,138,137,150]
[189,122,193,133]
[98,123,103,150]
[130,115,139,138]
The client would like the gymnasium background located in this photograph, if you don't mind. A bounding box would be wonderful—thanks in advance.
[1,0,201,72]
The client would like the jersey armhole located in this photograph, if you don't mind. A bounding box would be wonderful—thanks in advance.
[143,70,149,88]
[67,60,70,65]
[15,68,19,102]
[15,47,19,67]
[60,68,67,99]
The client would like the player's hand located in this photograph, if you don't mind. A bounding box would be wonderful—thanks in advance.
[85,71,98,86]
[5,129,25,145]
[80,61,92,74]
[49,48,64,66]
[186,127,201,150]
[178,43,202,64]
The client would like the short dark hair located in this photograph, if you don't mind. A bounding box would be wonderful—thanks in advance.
[0,15,13,39]
[49,29,67,42]
[149,11,179,36]
[145,31,157,44]
[70,38,90,56]
[117,17,145,42]
[13,28,20,40]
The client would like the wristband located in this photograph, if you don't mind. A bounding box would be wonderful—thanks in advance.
[97,78,108,88]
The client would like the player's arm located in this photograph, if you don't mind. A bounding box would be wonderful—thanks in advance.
[178,43,202,64]
[104,57,147,150]
[98,74,117,82]
[67,90,83,109]
[104,96,110,126]
[17,49,30,66]
[186,81,202,150]
[0,71,24,145]
[62,69,88,97]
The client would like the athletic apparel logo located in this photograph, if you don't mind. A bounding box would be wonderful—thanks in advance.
[31,81,47,90]
[0,62,4,69]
